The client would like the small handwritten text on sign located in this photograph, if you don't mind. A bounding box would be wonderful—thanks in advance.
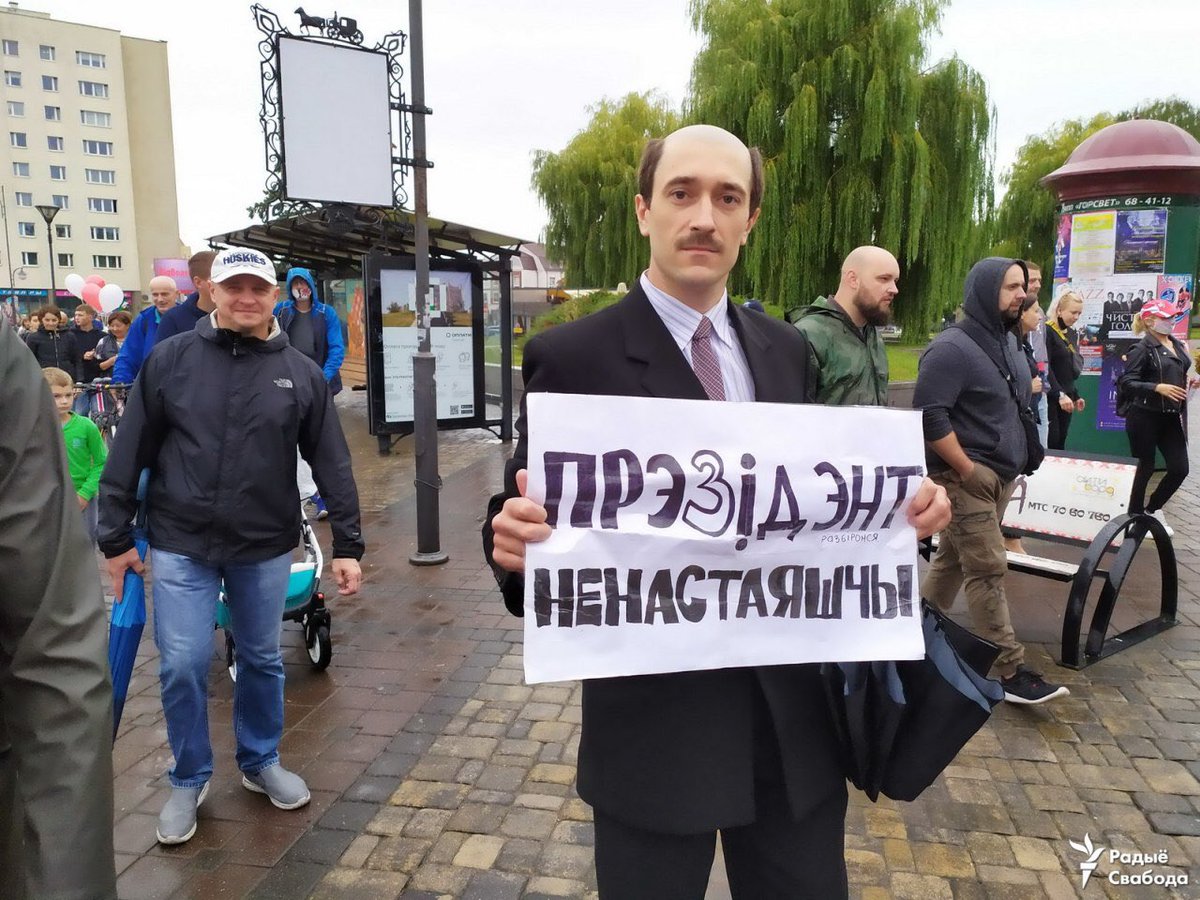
[522,394,928,683]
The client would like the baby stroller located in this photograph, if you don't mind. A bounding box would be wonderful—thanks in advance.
[216,510,332,680]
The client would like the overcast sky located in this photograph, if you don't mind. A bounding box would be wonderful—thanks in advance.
[21,0,1200,252]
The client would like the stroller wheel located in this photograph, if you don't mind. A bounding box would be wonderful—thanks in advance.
[306,624,331,670]
[225,631,237,682]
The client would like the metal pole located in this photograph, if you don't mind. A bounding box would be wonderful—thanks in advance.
[499,256,514,442]
[407,0,447,566]
[46,229,55,305]
[1,188,14,295]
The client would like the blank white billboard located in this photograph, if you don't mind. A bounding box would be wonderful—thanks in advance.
[278,36,393,207]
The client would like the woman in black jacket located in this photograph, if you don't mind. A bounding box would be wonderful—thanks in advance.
[1117,299,1193,535]
[24,306,80,382]
[1045,291,1084,449]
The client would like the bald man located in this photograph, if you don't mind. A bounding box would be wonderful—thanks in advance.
[112,276,180,384]
[794,246,898,406]
[483,126,951,899]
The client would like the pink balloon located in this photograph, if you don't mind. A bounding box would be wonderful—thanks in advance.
[85,274,106,287]
[82,282,102,311]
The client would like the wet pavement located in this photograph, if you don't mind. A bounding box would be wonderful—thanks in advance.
[108,391,1200,899]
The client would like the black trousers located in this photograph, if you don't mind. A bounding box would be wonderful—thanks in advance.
[1126,406,1189,514]
[1047,401,1073,450]
[593,785,849,900]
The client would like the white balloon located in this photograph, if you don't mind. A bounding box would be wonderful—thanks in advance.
[98,283,124,314]
[64,273,86,300]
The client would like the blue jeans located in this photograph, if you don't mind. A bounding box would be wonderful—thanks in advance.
[1035,393,1049,449]
[151,548,291,787]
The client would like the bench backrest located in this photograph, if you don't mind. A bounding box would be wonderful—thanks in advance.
[1002,452,1139,547]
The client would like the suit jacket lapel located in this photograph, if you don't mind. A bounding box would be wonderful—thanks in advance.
[618,284,709,401]
[728,302,779,401]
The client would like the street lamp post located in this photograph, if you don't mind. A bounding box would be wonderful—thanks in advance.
[35,204,60,305]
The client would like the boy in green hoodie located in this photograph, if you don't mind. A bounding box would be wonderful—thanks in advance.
[43,367,107,544]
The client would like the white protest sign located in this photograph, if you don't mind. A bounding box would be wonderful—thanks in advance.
[522,393,927,684]
[1003,453,1137,542]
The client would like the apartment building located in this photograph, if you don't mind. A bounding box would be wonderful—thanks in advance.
[0,3,185,306]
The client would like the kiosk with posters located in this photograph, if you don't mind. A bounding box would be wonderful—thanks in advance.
[1041,120,1200,455]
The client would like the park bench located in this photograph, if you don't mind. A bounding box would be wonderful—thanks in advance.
[923,451,1177,669]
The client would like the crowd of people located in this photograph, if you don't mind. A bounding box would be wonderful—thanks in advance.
[3,122,1194,899]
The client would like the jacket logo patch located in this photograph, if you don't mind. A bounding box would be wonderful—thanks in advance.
[274,378,293,389]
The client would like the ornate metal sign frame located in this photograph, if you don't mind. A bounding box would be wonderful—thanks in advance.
[250,4,414,227]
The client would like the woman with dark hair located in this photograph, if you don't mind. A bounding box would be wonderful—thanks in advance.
[1117,299,1194,536]
[1045,291,1085,449]
[1004,294,1049,554]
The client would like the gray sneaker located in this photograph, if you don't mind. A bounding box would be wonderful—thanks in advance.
[156,782,209,845]
[242,764,311,810]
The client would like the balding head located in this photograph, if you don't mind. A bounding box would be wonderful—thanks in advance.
[148,275,179,312]
[834,245,900,327]
[634,124,764,311]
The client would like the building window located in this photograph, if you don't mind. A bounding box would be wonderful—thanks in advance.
[6,100,23,116]
[12,161,30,177]
[47,135,64,151]
[14,192,33,206]
[87,197,117,214]
[9,131,27,148]
[90,226,120,241]
[4,71,21,87]
[42,75,57,91]
[2,40,17,57]
[76,51,106,68]
[78,80,108,99]
[17,222,35,237]
[51,194,69,209]
[44,104,61,121]
[49,164,67,180]
[21,251,39,266]
[57,252,73,268]
[92,254,121,269]
[80,109,110,127]
[39,45,55,61]
[82,139,113,156]
[55,223,71,239]
[84,168,115,185]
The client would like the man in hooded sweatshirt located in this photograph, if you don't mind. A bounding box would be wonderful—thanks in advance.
[274,267,345,517]
[794,246,897,406]
[914,257,1069,706]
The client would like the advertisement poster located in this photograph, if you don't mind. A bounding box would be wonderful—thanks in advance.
[1002,455,1136,542]
[380,269,476,422]
[153,258,192,293]
[1096,352,1129,431]
[1114,209,1167,274]
[1157,274,1194,310]
[1068,212,1116,277]
[1054,215,1072,279]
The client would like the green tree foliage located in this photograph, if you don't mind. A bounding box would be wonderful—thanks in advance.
[531,94,680,289]
[992,97,1200,275]
[686,0,993,336]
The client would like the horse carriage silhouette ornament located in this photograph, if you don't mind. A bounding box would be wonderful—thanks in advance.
[294,7,364,44]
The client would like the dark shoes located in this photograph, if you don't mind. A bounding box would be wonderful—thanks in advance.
[1001,666,1070,705]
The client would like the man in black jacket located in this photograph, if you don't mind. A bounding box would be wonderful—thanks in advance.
[484,125,950,899]
[99,247,364,846]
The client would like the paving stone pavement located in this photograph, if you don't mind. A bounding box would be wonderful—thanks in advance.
[110,393,1200,899]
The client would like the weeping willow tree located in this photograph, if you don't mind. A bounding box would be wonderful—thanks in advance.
[687,0,993,335]
[531,93,680,289]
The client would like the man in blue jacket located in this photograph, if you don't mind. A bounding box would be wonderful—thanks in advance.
[155,250,216,343]
[111,276,180,383]
[274,268,345,518]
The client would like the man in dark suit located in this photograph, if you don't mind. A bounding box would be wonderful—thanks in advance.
[483,124,951,899]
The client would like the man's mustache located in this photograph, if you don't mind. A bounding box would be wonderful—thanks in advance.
[676,236,722,252]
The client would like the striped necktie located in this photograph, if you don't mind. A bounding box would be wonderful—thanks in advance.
[691,317,726,400]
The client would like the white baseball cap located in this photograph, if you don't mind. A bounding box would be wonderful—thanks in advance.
[210,247,277,285]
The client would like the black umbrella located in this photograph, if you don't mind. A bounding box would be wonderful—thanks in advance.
[822,603,1005,802]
